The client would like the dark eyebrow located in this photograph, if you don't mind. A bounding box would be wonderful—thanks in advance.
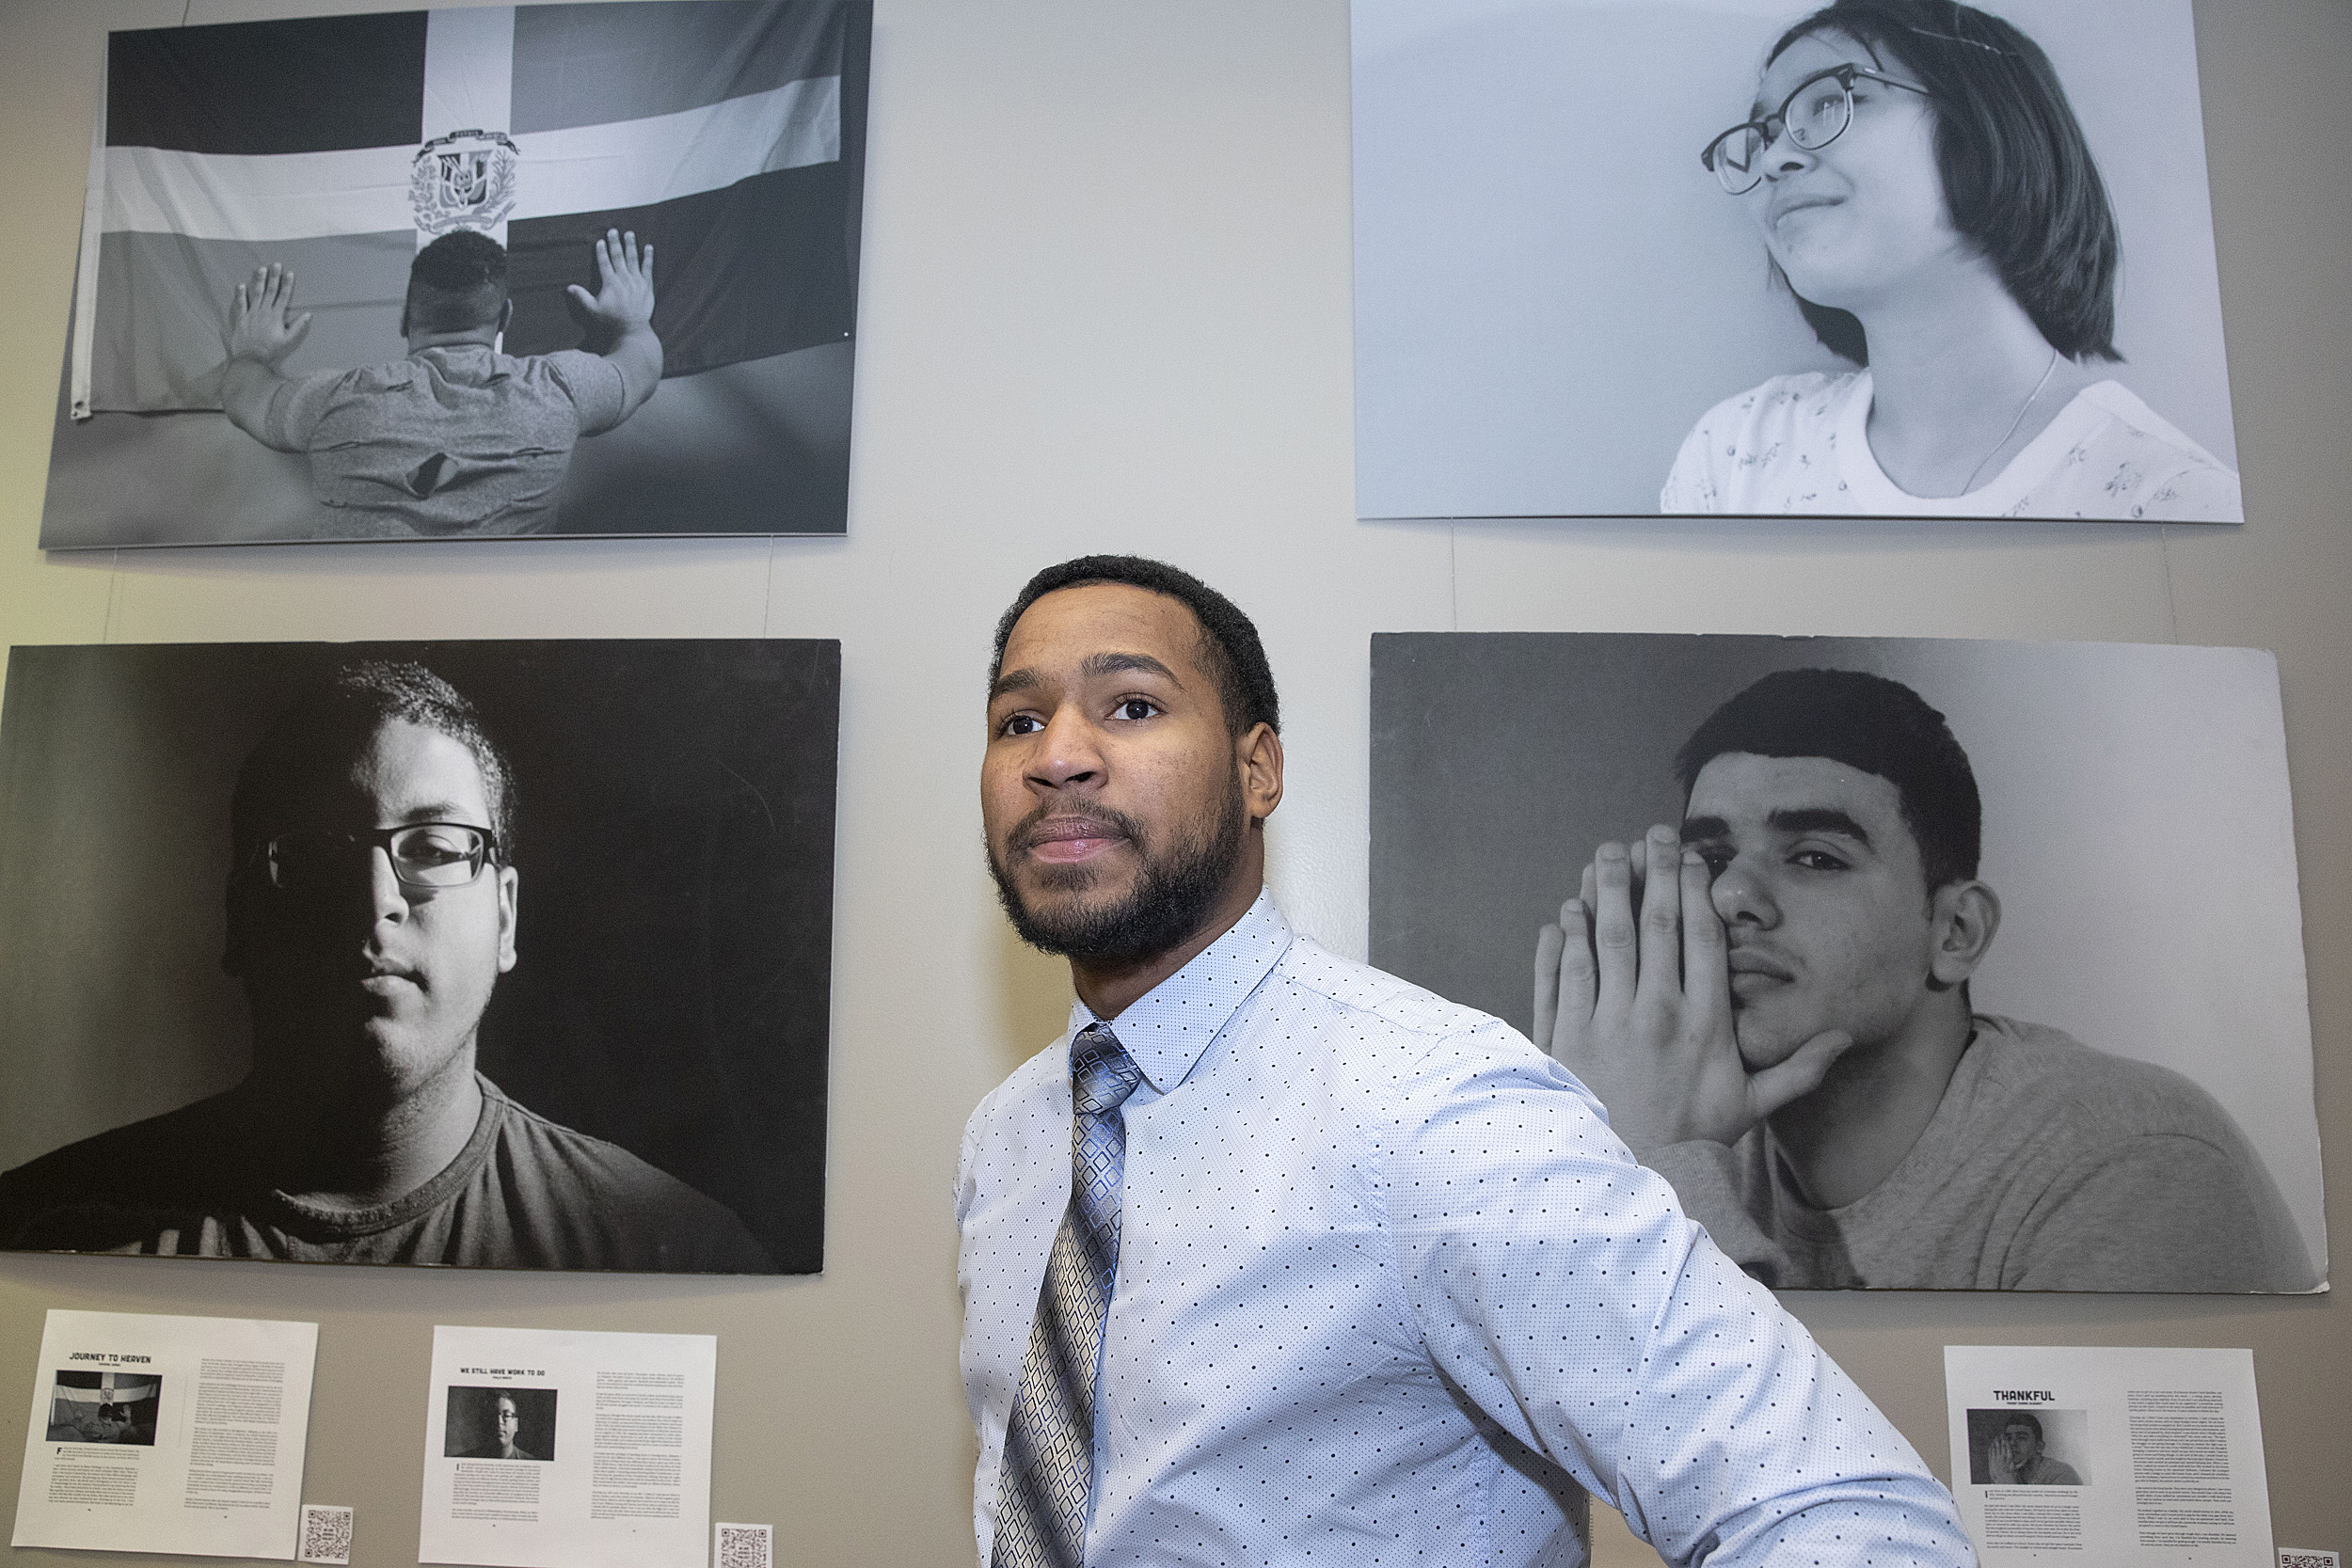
[1769,807,1871,844]
[395,802,472,826]
[1681,808,1873,845]
[988,652,1184,705]
[1081,651,1184,687]
[988,667,1040,703]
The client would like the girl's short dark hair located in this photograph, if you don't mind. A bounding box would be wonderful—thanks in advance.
[1766,0,2122,364]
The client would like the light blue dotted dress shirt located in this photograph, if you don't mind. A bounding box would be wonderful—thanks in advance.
[957,893,1973,1567]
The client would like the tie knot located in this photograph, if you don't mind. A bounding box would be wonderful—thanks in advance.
[1072,1026,1142,1117]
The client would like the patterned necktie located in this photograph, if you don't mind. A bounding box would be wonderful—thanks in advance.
[992,1023,1144,1568]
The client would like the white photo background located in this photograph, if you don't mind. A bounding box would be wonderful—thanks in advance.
[1352,0,2237,518]
[1369,633,2325,1283]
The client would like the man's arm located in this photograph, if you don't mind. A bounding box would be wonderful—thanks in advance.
[564,229,661,421]
[1386,1024,1972,1566]
[219,263,313,449]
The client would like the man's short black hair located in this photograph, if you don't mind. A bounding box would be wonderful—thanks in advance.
[1766,0,2122,365]
[231,659,516,863]
[1675,667,1979,893]
[990,555,1280,736]
[405,230,511,336]
[2001,1412,2044,1441]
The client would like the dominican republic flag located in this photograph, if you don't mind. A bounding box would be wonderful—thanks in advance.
[72,0,866,417]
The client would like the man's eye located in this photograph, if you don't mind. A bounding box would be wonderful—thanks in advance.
[1791,849,1850,871]
[1689,846,1733,876]
[1115,698,1160,721]
[998,713,1043,737]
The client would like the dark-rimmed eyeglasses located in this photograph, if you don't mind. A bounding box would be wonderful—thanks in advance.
[252,823,501,892]
[1700,65,1931,196]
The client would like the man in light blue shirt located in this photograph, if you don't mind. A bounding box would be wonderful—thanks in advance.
[958,554,1974,1566]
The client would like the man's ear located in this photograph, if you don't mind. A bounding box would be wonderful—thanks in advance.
[1928,879,2001,986]
[1235,722,1284,825]
[496,864,519,974]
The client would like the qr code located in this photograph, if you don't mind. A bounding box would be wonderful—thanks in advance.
[715,1521,772,1568]
[298,1504,354,1564]
[2278,1552,2340,1568]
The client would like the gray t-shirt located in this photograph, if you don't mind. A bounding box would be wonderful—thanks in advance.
[1649,1016,2314,1291]
[259,344,628,537]
[0,1075,771,1274]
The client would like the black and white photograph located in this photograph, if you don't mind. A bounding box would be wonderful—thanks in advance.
[444,1386,558,1462]
[41,0,867,546]
[0,639,838,1274]
[1371,632,2325,1292]
[1353,0,2240,520]
[45,1372,163,1447]
[1965,1407,2088,1486]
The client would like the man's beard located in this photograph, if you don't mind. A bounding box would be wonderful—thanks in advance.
[988,779,1248,963]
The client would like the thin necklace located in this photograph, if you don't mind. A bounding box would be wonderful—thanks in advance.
[1962,345,2061,495]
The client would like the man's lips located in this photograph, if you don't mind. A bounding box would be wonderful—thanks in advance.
[356,958,421,993]
[1726,948,1794,985]
[1018,816,1130,864]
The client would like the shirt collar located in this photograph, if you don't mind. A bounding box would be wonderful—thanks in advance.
[1069,890,1292,1095]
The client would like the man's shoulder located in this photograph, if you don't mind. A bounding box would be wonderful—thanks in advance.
[0,1095,230,1197]
[476,1084,771,1264]
[507,349,622,395]
[1269,937,1515,1052]
[313,358,426,397]
[1966,1015,2242,1140]
[0,1094,242,1250]
[485,1087,716,1203]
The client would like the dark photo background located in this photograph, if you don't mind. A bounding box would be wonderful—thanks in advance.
[0,640,838,1273]
[444,1386,560,1460]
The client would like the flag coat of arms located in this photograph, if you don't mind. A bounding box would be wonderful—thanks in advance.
[74,0,862,418]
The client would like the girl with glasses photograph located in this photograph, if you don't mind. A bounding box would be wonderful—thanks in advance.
[1661,0,2240,519]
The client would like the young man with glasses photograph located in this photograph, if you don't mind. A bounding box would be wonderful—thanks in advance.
[0,660,769,1271]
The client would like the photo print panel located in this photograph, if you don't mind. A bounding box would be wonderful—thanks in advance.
[1353,0,2241,521]
[0,640,839,1273]
[1371,633,2324,1291]
[42,0,869,546]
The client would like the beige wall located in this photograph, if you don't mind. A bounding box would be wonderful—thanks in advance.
[0,1,2344,1564]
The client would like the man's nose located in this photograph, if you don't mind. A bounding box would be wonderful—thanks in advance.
[367,845,411,923]
[1028,705,1105,788]
[1708,859,1777,925]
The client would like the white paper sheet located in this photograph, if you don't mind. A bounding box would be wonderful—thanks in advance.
[419,1324,714,1568]
[1946,1346,2274,1567]
[12,1308,319,1559]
